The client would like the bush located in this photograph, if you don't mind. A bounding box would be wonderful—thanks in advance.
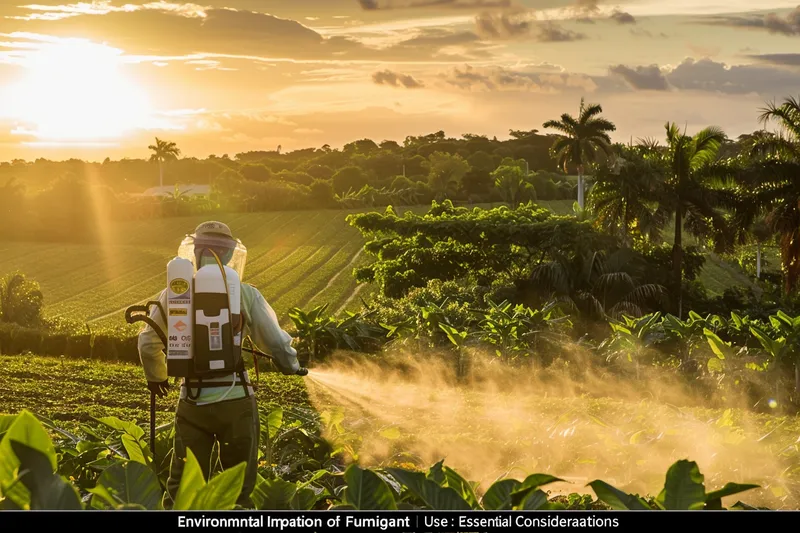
[40,333,68,357]
[65,334,91,359]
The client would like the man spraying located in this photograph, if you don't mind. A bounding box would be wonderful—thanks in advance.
[136,221,307,507]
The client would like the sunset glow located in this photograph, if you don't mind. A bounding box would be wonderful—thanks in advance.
[5,36,154,144]
[0,0,796,159]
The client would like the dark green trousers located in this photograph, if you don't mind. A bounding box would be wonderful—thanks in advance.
[165,395,260,507]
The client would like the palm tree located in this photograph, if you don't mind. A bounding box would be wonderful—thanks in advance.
[753,95,800,160]
[588,146,668,246]
[148,138,181,188]
[653,122,731,318]
[731,95,800,296]
[542,98,617,209]
[531,247,667,321]
[732,158,800,295]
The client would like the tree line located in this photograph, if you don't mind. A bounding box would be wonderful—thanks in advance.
[0,95,784,240]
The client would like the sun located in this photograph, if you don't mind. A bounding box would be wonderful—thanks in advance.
[6,38,154,143]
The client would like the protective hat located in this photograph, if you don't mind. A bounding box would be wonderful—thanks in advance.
[177,221,247,280]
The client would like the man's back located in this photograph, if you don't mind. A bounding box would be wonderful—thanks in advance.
[138,282,300,405]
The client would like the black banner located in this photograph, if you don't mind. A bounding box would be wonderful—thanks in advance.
[0,510,795,531]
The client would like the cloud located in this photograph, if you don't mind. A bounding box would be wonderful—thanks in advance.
[610,9,635,24]
[609,57,800,96]
[0,4,501,63]
[573,0,599,16]
[537,21,586,41]
[439,64,598,93]
[608,64,669,90]
[357,0,513,9]
[748,53,800,67]
[372,69,425,88]
[474,11,530,39]
[700,7,800,36]
[9,2,209,20]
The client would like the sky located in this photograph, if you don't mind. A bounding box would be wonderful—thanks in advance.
[0,0,799,161]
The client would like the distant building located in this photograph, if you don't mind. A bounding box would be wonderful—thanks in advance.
[140,184,211,197]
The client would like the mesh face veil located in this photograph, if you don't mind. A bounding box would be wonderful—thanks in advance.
[177,232,247,281]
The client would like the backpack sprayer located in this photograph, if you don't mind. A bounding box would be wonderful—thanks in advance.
[124,229,283,464]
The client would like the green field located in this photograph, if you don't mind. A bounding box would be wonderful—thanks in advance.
[2,208,380,331]
[2,200,756,333]
[3,353,798,510]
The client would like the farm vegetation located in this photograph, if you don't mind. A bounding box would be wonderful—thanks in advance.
[3,94,800,510]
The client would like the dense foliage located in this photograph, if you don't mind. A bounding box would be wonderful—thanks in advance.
[0,409,763,511]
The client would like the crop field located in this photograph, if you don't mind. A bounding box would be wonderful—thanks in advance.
[2,352,798,510]
[1,199,754,333]
[0,207,390,332]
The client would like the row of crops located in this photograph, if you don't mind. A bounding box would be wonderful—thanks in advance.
[0,209,377,332]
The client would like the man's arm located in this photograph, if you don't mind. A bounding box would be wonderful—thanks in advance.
[137,289,169,383]
[244,285,301,375]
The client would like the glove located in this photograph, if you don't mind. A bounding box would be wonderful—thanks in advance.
[295,367,309,376]
[148,380,170,397]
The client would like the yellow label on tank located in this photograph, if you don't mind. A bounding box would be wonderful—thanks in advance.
[169,308,187,316]
[170,278,189,295]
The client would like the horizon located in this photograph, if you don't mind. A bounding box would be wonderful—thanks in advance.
[0,0,799,162]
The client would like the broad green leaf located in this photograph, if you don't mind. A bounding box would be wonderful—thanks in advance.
[481,479,521,510]
[443,466,479,509]
[417,483,472,510]
[427,460,445,485]
[750,326,785,358]
[385,467,471,510]
[94,460,163,510]
[266,408,283,440]
[172,448,206,510]
[291,487,319,510]
[656,460,706,510]
[121,434,148,465]
[343,464,397,510]
[191,462,246,510]
[510,474,564,506]
[95,416,145,440]
[518,489,548,510]
[704,328,730,359]
[10,440,82,510]
[0,414,18,438]
[0,410,57,508]
[385,467,427,499]
[87,483,120,509]
[704,483,760,509]
[587,480,650,510]
[254,475,297,510]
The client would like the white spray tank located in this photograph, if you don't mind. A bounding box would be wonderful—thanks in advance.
[166,257,194,378]
[227,266,242,350]
[192,263,242,376]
